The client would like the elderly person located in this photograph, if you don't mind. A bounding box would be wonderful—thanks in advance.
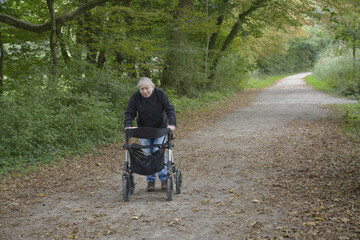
[124,77,177,192]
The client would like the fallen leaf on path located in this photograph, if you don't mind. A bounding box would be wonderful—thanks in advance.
[303,222,316,226]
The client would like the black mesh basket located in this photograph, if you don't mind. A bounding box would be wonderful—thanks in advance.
[128,148,165,175]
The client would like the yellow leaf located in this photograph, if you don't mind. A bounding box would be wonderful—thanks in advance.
[303,222,316,226]
[194,208,199,212]
[39,193,45,197]
[252,199,260,203]
[228,189,234,193]
[74,208,82,212]
[70,235,77,239]
[132,216,139,220]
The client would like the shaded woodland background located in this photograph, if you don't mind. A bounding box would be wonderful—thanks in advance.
[0,0,359,175]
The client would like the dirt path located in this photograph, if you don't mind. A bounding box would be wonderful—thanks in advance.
[1,73,360,240]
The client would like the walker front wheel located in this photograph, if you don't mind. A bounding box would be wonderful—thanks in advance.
[130,173,135,194]
[175,169,182,194]
[166,175,173,201]
[122,175,131,202]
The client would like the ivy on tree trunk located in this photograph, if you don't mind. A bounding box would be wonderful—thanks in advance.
[0,32,4,96]
[47,0,58,80]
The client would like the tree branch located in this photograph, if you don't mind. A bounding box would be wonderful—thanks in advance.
[220,0,268,52]
[0,0,115,34]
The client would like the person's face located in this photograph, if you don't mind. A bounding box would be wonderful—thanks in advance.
[139,84,154,98]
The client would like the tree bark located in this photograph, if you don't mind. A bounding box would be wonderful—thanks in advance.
[47,0,58,80]
[208,15,225,52]
[0,0,114,34]
[208,0,229,53]
[56,27,71,64]
[97,49,106,68]
[353,36,357,62]
[0,32,4,96]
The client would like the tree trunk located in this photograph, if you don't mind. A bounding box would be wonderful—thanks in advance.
[0,32,4,96]
[208,0,229,53]
[46,0,58,80]
[97,49,106,68]
[210,0,267,74]
[56,27,71,64]
[353,38,357,62]
[208,15,224,52]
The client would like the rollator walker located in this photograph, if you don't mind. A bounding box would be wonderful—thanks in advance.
[122,127,182,201]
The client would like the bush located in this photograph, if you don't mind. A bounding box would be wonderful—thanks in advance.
[213,53,251,92]
[0,65,130,176]
[313,50,360,99]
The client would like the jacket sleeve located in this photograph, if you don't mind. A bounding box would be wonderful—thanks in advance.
[161,90,177,127]
[124,94,137,128]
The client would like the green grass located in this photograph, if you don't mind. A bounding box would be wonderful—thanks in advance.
[246,74,291,89]
[338,103,360,139]
[305,74,360,139]
[305,74,337,94]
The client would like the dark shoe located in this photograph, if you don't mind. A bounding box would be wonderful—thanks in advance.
[161,180,167,191]
[146,182,155,192]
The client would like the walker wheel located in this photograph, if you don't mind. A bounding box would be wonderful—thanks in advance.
[175,169,182,194]
[130,174,135,194]
[166,175,173,201]
[122,175,131,202]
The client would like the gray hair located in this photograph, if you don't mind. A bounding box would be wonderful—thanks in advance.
[137,77,155,89]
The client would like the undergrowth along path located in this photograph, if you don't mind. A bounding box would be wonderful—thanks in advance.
[1,73,359,239]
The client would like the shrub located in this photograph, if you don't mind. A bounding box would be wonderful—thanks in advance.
[313,50,360,99]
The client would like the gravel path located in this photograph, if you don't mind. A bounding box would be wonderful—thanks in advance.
[1,73,359,239]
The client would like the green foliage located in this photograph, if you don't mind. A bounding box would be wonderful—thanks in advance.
[212,53,252,92]
[257,36,325,75]
[256,26,333,75]
[246,74,291,89]
[161,42,207,96]
[321,0,360,59]
[338,103,360,138]
[313,50,360,99]
[305,74,336,94]
[167,89,232,113]
[0,63,130,176]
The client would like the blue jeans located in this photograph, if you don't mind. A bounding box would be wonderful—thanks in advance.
[140,136,167,183]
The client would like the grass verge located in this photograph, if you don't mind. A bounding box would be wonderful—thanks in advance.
[337,103,360,139]
[305,74,360,139]
[246,74,291,89]
[305,74,337,94]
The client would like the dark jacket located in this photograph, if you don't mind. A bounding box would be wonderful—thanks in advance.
[124,87,177,129]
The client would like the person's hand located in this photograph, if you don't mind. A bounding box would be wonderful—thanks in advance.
[168,125,176,133]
